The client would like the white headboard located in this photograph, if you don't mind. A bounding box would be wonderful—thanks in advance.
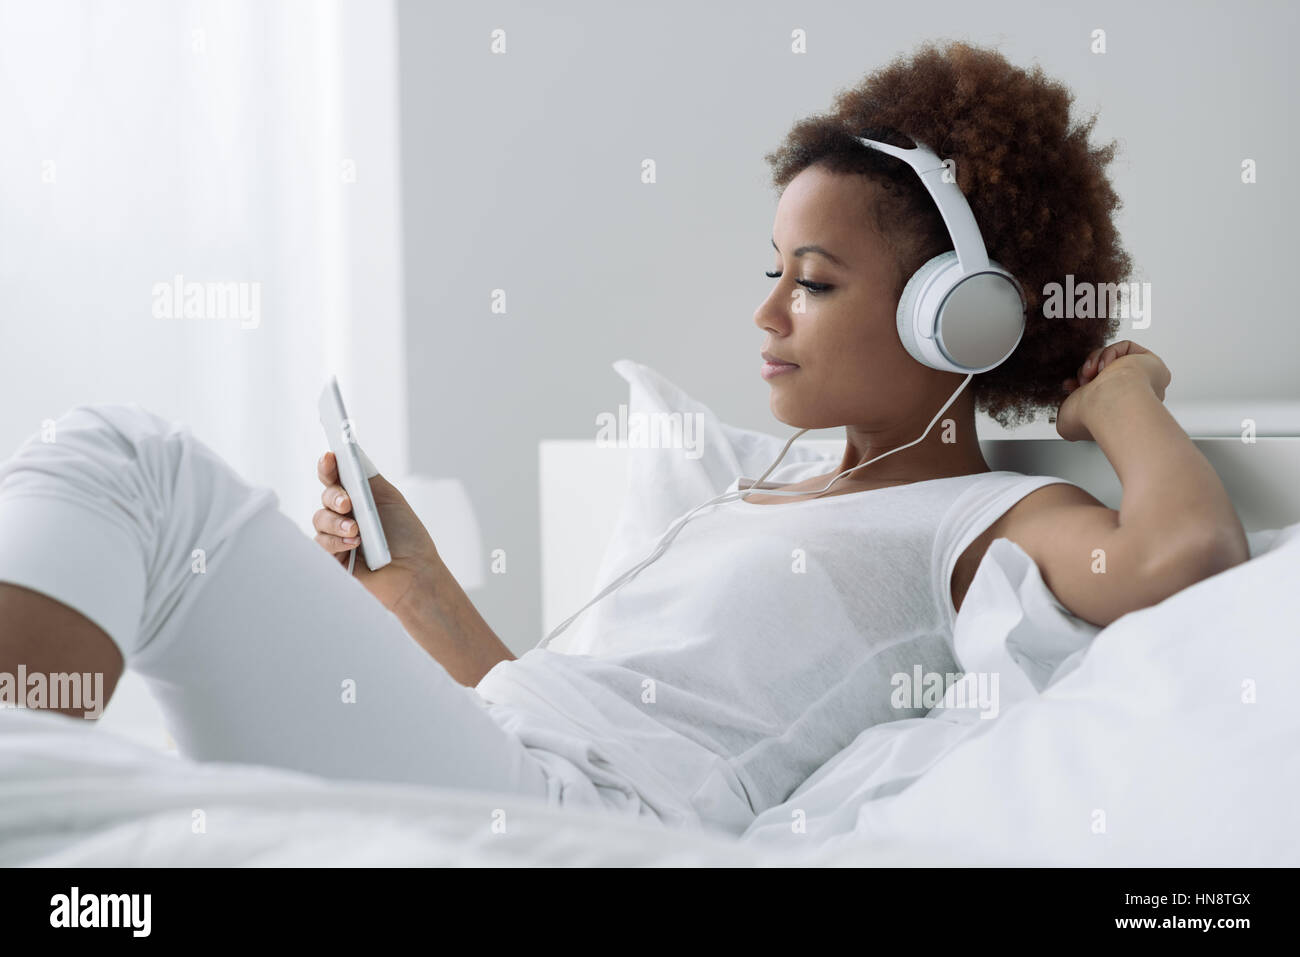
[539,432,1300,635]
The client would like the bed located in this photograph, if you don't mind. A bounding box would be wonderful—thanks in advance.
[3,362,1298,866]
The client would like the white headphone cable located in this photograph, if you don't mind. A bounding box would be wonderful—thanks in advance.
[535,373,974,650]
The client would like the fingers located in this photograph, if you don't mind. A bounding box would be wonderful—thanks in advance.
[1073,349,1101,385]
[1076,340,1147,384]
[317,452,356,516]
[320,482,351,514]
[314,529,360,555]
[320,449,393,504]
[314,452,359,561]
[1092,342,1127,375]
[317,452,352,510]
[317,451,339,486]
[313,507,360,546]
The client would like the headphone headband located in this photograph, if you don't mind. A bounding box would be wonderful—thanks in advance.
[852,136,991,272]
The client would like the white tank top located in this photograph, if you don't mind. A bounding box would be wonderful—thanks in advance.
[477,463,1078,834]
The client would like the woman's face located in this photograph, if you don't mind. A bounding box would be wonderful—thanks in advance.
[754,163,944,431]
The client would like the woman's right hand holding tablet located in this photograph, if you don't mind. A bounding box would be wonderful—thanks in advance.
[312,451,517,686]
[313,450,439,616]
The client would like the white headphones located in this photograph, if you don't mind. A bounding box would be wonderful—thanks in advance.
[855,134,1027,374]
[535,134,1025,651]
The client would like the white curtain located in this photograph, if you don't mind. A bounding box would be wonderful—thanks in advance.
[0,0,408,529]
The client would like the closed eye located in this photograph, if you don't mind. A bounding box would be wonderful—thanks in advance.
[765,271,832,294]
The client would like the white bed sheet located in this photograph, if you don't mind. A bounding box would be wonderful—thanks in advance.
[3,524,1297,867]
[0,705,991,866]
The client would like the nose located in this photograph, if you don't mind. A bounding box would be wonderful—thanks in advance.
[753,287,791,337]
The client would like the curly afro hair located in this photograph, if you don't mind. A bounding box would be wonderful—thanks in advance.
[763,40,1132,429]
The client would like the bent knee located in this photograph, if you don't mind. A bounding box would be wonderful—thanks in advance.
[0,582,124,717]
[48,403,182,449]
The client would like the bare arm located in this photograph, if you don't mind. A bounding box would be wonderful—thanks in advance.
[390,560,517,687]
[996,343,1249,628]
[1076,365,1248,563]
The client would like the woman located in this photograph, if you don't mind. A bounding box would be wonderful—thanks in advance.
[0,41,1248,835]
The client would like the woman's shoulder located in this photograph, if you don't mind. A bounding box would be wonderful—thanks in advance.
[992,475,1108,528]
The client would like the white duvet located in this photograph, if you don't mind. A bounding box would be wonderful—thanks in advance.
[745,523,1300,865]
[3,522,1298,867]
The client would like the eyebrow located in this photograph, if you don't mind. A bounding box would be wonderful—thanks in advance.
[771,236,848,268]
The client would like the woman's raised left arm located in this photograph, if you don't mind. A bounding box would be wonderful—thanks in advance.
[1058,341,1249,567]
[992,341,1249,628]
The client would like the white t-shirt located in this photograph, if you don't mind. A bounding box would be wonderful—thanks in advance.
[476,463,1076,835]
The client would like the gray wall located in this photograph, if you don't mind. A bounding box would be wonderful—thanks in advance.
[396,0,1300,653]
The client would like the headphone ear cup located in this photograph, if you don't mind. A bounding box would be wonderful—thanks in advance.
[895,251,958,368]
[937,264,1026,371]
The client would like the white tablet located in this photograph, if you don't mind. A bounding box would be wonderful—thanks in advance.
[318,376,391,571]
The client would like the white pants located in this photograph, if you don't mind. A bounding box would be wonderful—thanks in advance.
[0,404,552,803]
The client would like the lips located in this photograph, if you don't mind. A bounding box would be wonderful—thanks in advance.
[760,351,799,380]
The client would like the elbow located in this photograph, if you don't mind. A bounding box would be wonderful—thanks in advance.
[1141,524,1250,601]
[1190,522,1252,582]
[1206,523,1252,574]
[1077,526,1250,629]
